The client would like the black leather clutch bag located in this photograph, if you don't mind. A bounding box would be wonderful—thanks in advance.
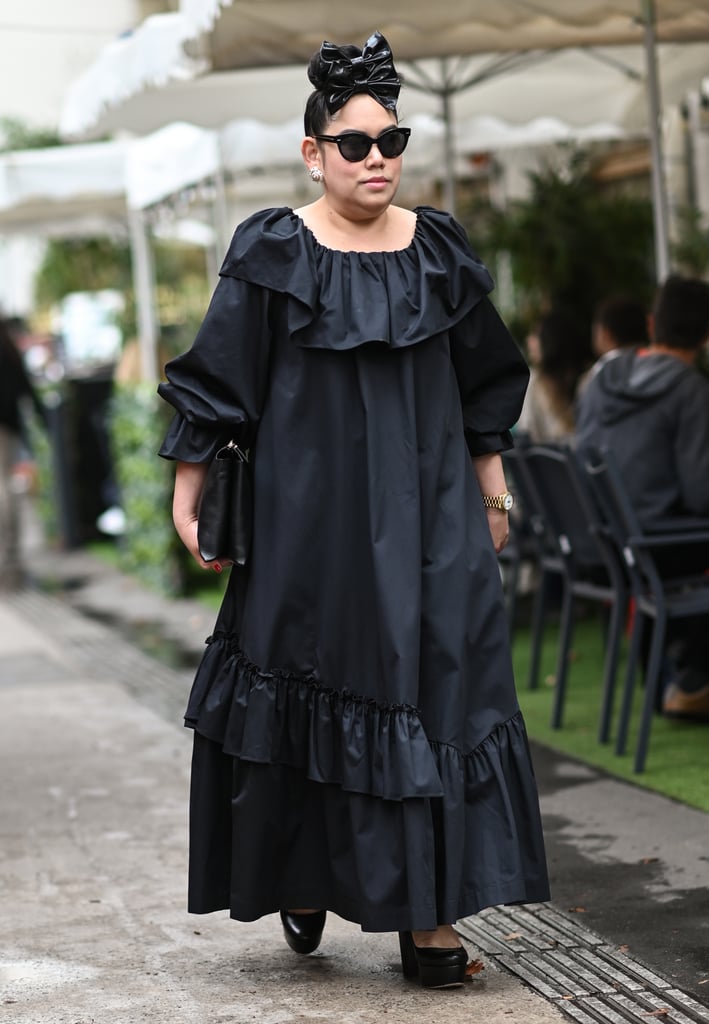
[197,441,252,565]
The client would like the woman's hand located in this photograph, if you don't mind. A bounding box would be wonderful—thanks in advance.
[172,461,229,573]
[176,515,222,572]
[485,508,510,554]
[471,452,512,555]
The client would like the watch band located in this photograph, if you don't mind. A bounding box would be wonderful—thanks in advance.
[482,492,514,511]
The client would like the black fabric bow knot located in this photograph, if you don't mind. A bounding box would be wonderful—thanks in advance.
[319,31,400,114]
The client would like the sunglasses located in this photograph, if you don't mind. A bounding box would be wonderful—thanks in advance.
[313,126,411,162]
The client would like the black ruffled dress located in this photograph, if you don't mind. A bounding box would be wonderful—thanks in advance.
[158,206,550,932]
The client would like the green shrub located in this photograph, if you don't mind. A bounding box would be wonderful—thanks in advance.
[110,384,187,595]
[459,152,656,337]
[25,396,57,543]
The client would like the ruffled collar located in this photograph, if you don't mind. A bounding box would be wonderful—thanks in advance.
[296,209,422,255]
[220,205,493,351]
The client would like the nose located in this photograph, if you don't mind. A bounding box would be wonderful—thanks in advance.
[365,142,385,165]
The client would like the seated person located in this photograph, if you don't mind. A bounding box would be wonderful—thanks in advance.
[576,294,648,397]
[576,274,709,721]
[517,308,591,443]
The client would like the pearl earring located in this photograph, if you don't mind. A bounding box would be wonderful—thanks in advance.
[309,166,323,183]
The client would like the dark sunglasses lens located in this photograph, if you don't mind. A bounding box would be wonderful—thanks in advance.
[337,130,409,161]
[378,130,409,158]
[338,134,371,161]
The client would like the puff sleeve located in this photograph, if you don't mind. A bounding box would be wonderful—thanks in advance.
[449,296,529,457]
[158,274,272,462]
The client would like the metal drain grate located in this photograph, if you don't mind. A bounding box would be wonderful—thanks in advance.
[458,904,709,1024]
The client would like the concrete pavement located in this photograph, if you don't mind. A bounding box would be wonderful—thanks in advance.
[0,591,566,1024]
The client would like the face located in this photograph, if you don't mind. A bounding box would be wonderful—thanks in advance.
[592,322,610,357]
[302,93,403,217]
[525,331,541,366]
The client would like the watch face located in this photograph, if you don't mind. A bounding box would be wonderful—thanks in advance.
[503,493,514,511]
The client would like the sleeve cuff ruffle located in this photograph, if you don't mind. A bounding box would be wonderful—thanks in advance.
[218,206,494,352]
[465,429,515,457]
[158,412,231,462]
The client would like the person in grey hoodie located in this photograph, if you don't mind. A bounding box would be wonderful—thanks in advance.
[576,274,709,721]
[576,295,649,399]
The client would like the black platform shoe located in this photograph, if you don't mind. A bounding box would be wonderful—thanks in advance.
[280,910,327,954]
[399,931,468,988]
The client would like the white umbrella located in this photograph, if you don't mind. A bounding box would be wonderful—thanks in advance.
[219,117,304,172]
[124,122,221,211]
[60,2,709,276]
[0,139,128,237]
[54,1,709,379]
[176,0,708,66]
[457,114,625,153]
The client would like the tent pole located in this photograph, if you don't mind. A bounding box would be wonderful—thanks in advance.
[685,90,702,209]
[213,141,231,256]
[207,167,229,280]
[440,61,456,215]
[127,206,159,383]
[640,0,670,281]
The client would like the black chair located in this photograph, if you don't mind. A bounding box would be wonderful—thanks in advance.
[496,525,526,639]
[502,445,566,693]
[519,445,629,737]
[582,449,709,773]
[496,461,543,642]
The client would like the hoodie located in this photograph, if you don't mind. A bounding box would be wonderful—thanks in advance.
[575,348,709,522]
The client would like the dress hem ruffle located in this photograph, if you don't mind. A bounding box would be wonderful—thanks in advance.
[185,630,444,800]
[184,631,535,806]
[189,883,551,934]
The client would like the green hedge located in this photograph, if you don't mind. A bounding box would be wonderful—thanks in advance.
[109,384,187,594]
[29,381,223,598]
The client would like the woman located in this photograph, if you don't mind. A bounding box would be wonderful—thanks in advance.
[0,318,45,591]
[517,308,591,443]
[159,31,549,990]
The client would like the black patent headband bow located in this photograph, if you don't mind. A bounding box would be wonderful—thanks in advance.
[318,31,400,114]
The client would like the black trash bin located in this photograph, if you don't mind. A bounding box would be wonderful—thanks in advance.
[46,369,119,548]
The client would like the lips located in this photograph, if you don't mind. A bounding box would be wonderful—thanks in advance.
[364,177,388,184]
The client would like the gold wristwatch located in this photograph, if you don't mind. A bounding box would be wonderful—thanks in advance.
[482,492,514,511]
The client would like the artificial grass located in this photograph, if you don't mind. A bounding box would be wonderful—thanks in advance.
[512,610,709,813]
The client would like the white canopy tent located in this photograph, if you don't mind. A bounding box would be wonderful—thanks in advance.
[121,111,625,235]
[124,121,222,212]
[0,106,626,373]
[118,109,634,377]
[178,1,708,59]
[25,1,709,379]
[0,139,129,238]
[8,111,611,238]
[0,139,131,320]
[61,18,709,155]
[59,0,709,287]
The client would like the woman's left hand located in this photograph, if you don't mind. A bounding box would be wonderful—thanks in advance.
[172,460,231,571]
[486,508,510,554]
[471,452,511,555]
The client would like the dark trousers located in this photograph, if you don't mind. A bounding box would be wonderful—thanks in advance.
[651,542,709,693]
